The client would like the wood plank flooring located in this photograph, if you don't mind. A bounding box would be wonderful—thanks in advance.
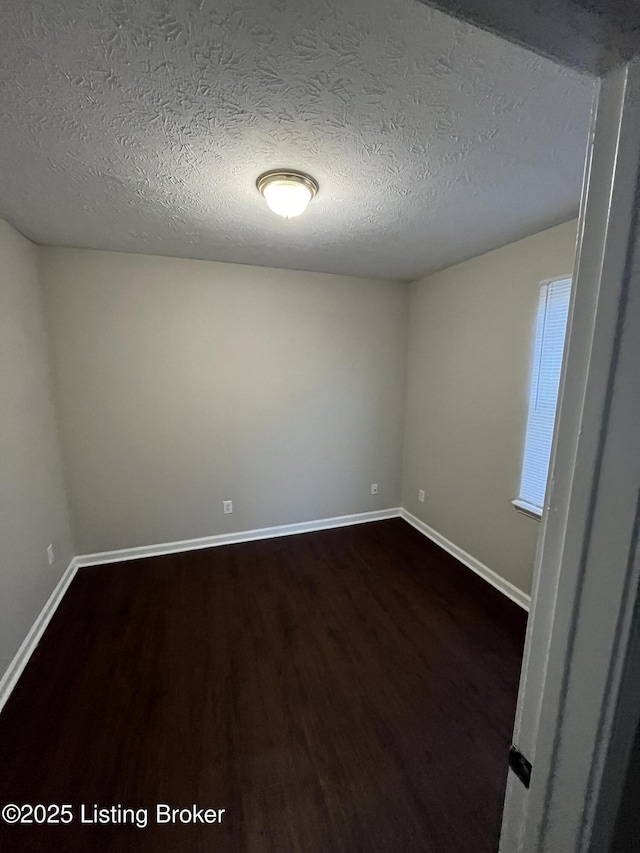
[0,519,526,852]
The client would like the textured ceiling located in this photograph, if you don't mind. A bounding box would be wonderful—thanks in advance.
[0,0,594,280]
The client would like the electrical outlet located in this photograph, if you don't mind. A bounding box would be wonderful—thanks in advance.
[223,500,233,514]
[47,544,55,565]
[371,483,378,495]
[418,489,425,503]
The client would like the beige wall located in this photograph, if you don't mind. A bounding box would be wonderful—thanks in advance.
[4,217,576,643]
[0,221,75,679]
[41,248,408,554]
[402,220,578,595]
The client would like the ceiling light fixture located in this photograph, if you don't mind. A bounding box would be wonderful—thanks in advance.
[256,170,319,219]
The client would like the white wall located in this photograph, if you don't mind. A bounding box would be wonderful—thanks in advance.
[0,221,75,679]
[41,248,408,554]
[402,220,578,595]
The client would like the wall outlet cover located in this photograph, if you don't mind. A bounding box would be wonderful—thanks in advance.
[418,489,425,502]
[223,500,233,514]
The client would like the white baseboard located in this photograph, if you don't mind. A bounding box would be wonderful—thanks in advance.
[0,510,399,716]
[400,509,531,611]
[0,557,79,716]
[79,507,530,610]
[75,508,403,568]
[1,505,528,716]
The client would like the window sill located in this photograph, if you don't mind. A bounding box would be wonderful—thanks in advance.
[512,499,542,521]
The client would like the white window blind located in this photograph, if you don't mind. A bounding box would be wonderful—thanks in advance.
[517,277,572,515]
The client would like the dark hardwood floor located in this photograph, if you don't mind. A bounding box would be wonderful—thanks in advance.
[0,519,526,852]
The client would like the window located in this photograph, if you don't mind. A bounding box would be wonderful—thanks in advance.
[514,277,572,518]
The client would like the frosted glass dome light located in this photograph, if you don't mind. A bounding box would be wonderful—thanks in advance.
[257,170,319,219]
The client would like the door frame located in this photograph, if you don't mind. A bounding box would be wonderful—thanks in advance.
[500,57,640,852]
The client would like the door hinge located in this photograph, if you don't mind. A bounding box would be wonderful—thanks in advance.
[509,744,532,789]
